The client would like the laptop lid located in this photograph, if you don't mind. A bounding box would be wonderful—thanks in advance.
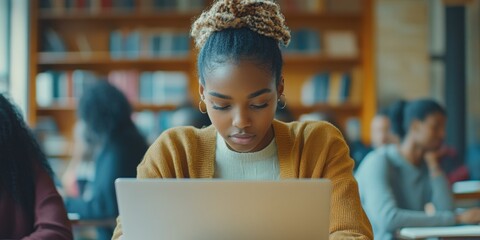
[115,178,331,240]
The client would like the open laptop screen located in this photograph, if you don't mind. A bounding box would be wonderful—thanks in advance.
[115,179,331,240]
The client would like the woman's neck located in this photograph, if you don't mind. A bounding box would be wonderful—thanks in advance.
[250,125,275,152]
[399,139,425,166]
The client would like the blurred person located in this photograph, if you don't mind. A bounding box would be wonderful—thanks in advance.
[345,117,372,171]
[62,121,93,198]
[62,81,148,240]
[170,103,212,128]
[274,105,295,122]
[0,94,73,239]
[356,99,480,239]
[391,100,468,184]
[370,107,399,149]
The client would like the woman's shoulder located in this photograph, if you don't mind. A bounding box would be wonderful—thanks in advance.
[356,146,394,177]
[275,120,341,136]
[276,120,344,145]
[273,120,346,156]
[150,125,216,148]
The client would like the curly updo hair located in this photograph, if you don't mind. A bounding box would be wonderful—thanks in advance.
[191,0,291,87]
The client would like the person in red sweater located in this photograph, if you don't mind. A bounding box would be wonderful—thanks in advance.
[0,94,73,239]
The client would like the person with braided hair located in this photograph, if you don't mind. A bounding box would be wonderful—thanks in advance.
[63,81,148,240]
[113,0,372,239]
[0,94,73,239]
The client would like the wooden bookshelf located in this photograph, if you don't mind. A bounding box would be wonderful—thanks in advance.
[282,0,376,142]
[38,52,191,71]
[284,54,360,71]
[36,103,177,112]
[284,13,362,29]
[28,0,376,158]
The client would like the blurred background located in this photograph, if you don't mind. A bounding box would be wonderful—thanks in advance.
[0,0,478,239]
[1,0,479,187]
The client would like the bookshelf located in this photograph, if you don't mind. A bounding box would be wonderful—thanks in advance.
[28,0,376,159]
[279,0,376,141]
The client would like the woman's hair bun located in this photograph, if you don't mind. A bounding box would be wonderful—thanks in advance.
[191,0,291,49]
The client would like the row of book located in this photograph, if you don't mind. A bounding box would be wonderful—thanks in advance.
[36,70,98,107]
[281,30,358,58]
[35,109,178,159]
[42,29,67,53]
[40,0,206,13]
[35,70,189,107]
[301,71,359,105]
[277,0,326,13]
[36,69,361,109]
[115,70,189,105]
[133,110,174,144]
[282,29,321,54]
[110,29,190,59]
[41,28,190,58]
[278,0,362,13]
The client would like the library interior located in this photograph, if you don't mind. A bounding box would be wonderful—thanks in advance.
[0,0,480,239]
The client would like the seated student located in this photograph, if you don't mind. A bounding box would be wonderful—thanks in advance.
[112,1,373,239]
[370,107,399,149]
[63,81,148,240]
[0,94,73,239]
[356,99,480,239]
[170,103,212,128]
[61,120,94,198]
[352,103,402,169]
[390,100,468,184]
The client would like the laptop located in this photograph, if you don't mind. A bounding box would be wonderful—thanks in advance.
[115,178,331,240]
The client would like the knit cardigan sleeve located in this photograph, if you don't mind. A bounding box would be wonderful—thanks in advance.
[324,140,373,239]
[295,122,373,239]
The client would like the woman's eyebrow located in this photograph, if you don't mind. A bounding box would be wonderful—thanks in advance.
[248,88,271,99]
[208,91,231,99]
[208,88,272,100]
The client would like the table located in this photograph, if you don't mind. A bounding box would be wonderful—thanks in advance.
[397,225,480,239]
[454,191,480,201]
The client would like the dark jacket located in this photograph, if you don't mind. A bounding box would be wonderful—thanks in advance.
[66,126,148,240]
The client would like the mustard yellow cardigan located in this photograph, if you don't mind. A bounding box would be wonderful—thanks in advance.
[112,120,373,239]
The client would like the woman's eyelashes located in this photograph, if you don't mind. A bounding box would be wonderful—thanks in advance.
[212,104,230,110]
[210,102,270,111]
[251,103,269,109]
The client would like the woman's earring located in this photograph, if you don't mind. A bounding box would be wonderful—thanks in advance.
[198,96,207,114]
[277,94,287,110]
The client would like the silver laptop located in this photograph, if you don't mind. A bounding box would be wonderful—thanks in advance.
[115,179,331,240]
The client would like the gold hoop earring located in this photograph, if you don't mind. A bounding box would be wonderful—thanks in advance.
[198,96,207,114]
[277,94,287,110]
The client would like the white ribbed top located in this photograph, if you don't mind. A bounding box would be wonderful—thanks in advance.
[213,133,280,180]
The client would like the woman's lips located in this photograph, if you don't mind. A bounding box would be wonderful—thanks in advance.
[230,133,255,145]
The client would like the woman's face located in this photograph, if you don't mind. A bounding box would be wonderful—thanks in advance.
[370,115,392,148]
[200,60,283,153]
[412,112,446,151]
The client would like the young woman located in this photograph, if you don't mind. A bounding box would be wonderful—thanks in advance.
[356,99,480,239]
[370,107,399,150]
[0,94,73,239]
[113,0,372,239]
[63,81,148,240]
